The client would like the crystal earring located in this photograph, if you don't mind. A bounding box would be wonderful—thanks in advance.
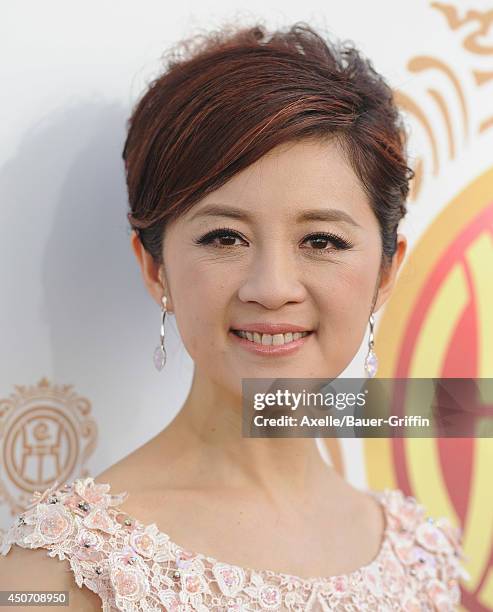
[364,312,378,378]
[153,295,167,371]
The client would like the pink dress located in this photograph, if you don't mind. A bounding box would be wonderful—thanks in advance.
[0,476,467,611]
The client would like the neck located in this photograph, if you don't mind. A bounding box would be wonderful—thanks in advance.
[157,367,341,509]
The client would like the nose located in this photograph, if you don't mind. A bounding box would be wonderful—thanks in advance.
[236,244,307,308]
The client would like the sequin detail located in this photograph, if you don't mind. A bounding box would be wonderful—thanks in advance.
[0,477,468,611]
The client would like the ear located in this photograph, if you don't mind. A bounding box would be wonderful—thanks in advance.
[130,230,173,311]
[372,233,407,314]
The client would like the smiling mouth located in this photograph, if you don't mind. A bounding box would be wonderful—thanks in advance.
[231,329,313,346]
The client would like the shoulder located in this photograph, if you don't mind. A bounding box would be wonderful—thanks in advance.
[0,477,133,611]
[0,545,102,611]
[93,446,164,503]
[377,488,469,608]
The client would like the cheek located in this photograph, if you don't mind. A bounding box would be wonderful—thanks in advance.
[317,254,378,305]
[315,258,378,341]
[171,265,229,356]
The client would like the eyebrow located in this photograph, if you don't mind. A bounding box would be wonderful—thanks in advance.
[189,204,362,228]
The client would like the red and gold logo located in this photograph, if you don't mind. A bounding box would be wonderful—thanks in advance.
[365,5,493,610]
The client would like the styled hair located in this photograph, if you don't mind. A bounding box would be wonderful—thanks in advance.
[123,21,414,268]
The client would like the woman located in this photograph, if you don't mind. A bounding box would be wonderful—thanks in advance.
[0,21,465,611]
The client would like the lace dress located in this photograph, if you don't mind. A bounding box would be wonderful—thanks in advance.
[0,476,468,611]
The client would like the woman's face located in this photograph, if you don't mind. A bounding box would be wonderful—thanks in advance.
[137,138,406,395]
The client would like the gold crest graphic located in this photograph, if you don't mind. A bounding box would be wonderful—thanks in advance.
[0,377,97,516]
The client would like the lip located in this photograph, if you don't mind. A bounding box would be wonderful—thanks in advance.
[229,329,313,355]
[230,323,312,334]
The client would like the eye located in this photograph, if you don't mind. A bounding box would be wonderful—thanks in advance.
[302,232,353,252]
[194,227,247,248]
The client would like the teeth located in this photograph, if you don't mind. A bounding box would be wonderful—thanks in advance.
[234,330,310,345]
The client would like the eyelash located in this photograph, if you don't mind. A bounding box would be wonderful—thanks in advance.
[194,227,354,253]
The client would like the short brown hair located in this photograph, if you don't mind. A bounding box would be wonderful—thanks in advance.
[123,21,413,268]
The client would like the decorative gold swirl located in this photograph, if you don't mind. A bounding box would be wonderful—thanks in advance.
[431,4,493,134]
[431,4,493,55]
[393,58,468,200]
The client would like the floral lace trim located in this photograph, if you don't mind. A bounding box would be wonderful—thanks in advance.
[0,477,468,611]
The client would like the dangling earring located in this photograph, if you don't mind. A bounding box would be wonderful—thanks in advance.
[153,295,167,371]
[364,312,378,378]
